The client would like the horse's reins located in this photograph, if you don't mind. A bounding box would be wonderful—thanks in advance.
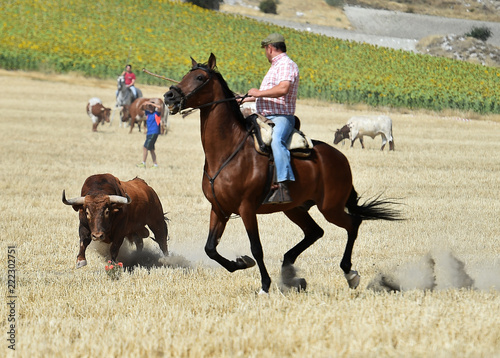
[170,65,251,219]
[172,65,248,117]
[180,96,247,118]
[204,126,254,219]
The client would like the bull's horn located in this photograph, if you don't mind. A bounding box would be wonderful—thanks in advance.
[109,194,132,205]
[62,190,85,205]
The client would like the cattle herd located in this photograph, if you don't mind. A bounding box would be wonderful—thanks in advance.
[86,78,168,134]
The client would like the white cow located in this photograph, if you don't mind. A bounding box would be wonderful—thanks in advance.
[334,115,395,151]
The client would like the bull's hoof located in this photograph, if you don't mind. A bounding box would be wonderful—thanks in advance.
[345,270,360,289]
[236,255,256,269]
[76,259,87,269]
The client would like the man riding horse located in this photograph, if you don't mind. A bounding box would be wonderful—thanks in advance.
[244,33,299,205]
[116,64,143,108]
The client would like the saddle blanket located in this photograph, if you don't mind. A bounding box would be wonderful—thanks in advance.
[248,114,314,157]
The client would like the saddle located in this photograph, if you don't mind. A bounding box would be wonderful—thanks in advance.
[246,114,314,158]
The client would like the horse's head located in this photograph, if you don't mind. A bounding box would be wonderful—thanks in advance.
[117,76,125,91]
[164,53,217,115]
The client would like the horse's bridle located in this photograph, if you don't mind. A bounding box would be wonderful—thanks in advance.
[168,65,213,115]
[168,65,246,117]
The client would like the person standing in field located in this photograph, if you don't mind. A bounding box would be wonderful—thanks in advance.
[245,33,300,204]
[136,102,162,169]
[121,64,138,99]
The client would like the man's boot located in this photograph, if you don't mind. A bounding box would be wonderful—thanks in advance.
[263,181,292,204]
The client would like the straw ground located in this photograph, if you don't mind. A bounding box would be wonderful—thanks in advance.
[0,70,499,357]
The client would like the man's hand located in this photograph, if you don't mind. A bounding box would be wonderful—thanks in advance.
[248,81,291,99]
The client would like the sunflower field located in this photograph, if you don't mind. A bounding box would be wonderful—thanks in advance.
[2,0,500,114]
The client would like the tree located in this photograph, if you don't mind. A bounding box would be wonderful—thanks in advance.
[464,26,492,42]
[186,0,221,11]
[259,0,278,14]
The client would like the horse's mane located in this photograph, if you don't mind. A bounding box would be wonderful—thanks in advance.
[195,63,245,124]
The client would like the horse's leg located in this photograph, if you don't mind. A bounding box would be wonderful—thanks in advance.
[359,136,365,149]
[281,208,325,291]
[204,209,256,273]
[319,203,362,289]
[340,214,362,288]
[240,208,271,293]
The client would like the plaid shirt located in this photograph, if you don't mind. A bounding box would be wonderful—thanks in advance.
[256,53,299,116]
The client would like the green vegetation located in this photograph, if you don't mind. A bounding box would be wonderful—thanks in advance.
[325,0,345,7]
[464,26,493,42]
[259,0,278,14]
[1,0,500,113]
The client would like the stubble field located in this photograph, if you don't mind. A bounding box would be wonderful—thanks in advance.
[0,69,499,357]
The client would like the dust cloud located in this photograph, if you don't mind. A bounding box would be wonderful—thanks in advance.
[367,249,500,292]
[92,240,193,270]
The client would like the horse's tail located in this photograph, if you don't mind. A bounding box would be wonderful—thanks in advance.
[346,188,403,221]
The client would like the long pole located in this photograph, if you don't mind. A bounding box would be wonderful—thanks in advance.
[142,68,180,84]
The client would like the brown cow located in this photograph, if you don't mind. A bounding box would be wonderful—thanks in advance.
[62,173,168,268]
[121,97,167,134]
[86,97,111,132]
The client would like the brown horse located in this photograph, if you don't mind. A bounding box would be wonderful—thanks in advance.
[164,54,400,294]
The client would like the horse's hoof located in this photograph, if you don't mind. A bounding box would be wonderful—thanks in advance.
[236,255,256,269]
[258,289,269,296]
[345,270,360,289]
[294,278,307,291]
[76,259,87,269]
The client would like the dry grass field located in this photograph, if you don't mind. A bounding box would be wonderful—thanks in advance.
[0,69,499,357]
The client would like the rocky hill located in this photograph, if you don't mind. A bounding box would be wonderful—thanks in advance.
[222,0,500,67]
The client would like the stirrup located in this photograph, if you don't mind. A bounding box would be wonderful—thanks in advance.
[263,183,292,205]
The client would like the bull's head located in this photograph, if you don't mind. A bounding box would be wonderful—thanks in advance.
[62,190,131,242]
[333,125,350,145]
[103,107,111,123]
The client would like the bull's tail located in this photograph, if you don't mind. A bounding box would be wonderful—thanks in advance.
[346,188,403,221]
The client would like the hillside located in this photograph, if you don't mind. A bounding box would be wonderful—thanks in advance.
[222,0,500,67]
[221,0,500,27]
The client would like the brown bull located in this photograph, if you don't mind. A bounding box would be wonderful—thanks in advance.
[86,98,111,132]
[62,173,168,268]
[121,97,167,134]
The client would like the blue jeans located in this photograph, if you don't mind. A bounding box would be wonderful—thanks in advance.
[129,85,137,97]
[267,115,295,183]
[115,86,137,98]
